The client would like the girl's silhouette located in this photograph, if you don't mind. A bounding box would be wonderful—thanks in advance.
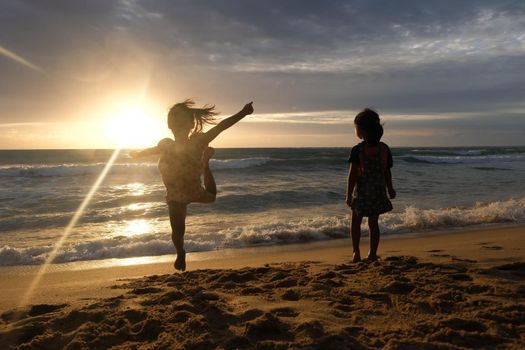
[346,108,396,262]
[132,100,254,270]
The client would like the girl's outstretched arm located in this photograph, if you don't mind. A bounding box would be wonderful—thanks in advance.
[203,102,254,143]
[130,138,173,158]
[130,146,160,159]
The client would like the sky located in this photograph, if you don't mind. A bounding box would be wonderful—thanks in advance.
[0,0,524,149]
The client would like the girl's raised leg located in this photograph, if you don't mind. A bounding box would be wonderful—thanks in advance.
[168,201,187,271]
[367,215,380,261]
[202,147,217,200]
[351,211,363,262]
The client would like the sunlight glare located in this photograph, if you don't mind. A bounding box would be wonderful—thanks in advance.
[117,182,146,196]
[124,219,151,236]
[113,256,161,267]
[104,105,163,148]
[127,203,151,211]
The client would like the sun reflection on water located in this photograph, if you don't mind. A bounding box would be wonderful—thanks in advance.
[126,203,150,211]
[119,182,146,196]
[113,219,150,236]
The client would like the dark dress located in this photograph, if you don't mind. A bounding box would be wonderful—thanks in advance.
[157,135,214,204]
[349,142,393,217]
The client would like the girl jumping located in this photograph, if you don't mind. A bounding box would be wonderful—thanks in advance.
[132,100,254,271]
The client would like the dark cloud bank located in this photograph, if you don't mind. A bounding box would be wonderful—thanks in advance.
[1,0,524,145]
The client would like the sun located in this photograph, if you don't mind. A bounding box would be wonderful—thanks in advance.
[104,104,164,148]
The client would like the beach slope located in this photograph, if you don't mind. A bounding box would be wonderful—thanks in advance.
[1,225,524,349]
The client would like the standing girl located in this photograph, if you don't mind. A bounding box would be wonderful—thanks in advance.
[132,100,254,271]
[346,108,396,262]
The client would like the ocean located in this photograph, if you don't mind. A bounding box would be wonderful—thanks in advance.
[1,147,524,267]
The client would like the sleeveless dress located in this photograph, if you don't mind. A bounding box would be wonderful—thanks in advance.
[157,135,214,204]
[350,143,393,217]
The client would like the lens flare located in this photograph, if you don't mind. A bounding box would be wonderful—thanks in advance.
[0,45,45,73]
[17,148,121,309]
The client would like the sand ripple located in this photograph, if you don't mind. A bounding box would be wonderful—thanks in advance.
[1,256,525,349]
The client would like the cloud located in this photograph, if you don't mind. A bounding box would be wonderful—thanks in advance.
[0,122,51,128]
[0,0,524,147]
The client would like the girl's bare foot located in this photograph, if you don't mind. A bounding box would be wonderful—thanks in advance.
[366,253,379,261]
[202,146,215,163]
[174,250,186,271]
[352,251,361,263]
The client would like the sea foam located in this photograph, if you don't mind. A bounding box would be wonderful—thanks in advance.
[1,197,524,266]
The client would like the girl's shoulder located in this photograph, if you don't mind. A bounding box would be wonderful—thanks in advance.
[349,143,364,163]
[379,141,391,150]
[157,138,175,151]
[190,132,207,142]
[189,133,203,141]
[350,142,365,151]
[189,133,209,148]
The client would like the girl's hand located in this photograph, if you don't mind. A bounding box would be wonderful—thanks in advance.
[241,102,254,116]
[388,188,396,199]
[345,196,352,207]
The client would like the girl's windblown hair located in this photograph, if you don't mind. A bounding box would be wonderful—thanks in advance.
[354,108,384,144]
[168,99,218,135]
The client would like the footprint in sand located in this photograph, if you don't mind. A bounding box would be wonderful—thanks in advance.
[270,307,299,318]
[494,262,525,278]
[481,245,503,250]
[1,304,67,322]
[431,253,451,258]
[451,257,477,263]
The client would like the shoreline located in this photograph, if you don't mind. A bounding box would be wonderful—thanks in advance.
[2,221,523,275]
[1,223,524,349]
[1,223,524,312]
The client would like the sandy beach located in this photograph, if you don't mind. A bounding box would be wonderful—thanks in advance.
[1,224,524,349]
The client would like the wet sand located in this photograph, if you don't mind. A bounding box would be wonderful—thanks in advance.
[1,225,524,349]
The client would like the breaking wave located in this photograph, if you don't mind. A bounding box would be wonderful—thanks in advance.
[2,197,524,266]
[0,157,271,178]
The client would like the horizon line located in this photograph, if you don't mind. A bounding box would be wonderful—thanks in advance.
[0,145,524,151]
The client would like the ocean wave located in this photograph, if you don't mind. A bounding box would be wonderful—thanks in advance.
[219,216,348,245]
[0,238,175,266]
[470,166,511,171]
[210,157,270,169]
[0,163,150,178]
[398,154,525,165]
[0,217,349,266]
[0,158,271,178]
[397,156,436,164]
[381,197,525,231]
[410,149,486,156]
[2,197,524,266]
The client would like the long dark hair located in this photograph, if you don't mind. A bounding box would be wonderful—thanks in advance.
[168,99,218,135]
[354,108,383,144]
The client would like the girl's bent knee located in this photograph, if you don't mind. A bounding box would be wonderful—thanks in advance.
[202,192,216,203]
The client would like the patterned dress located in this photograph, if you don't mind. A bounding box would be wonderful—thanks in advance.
[157,135,214,204]
[350,142,393,217]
